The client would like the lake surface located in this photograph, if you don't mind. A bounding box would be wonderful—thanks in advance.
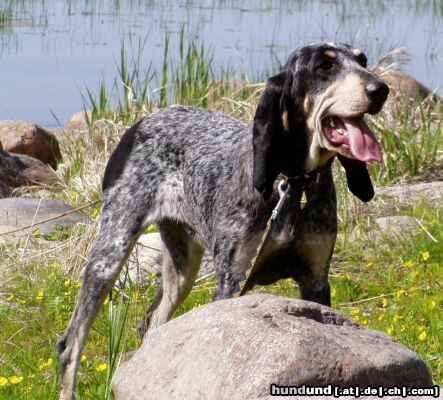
[1,0,442,127]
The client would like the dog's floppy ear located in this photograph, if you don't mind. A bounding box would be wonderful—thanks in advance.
[253,71,292,199]
[337,154,375,202]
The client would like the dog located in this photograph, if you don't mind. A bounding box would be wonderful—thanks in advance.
[56,42,389,399]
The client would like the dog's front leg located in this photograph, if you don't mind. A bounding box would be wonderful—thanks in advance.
[212,240,242,300]
[299,276,331,306]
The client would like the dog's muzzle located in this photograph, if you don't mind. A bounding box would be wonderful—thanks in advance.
[365,80,390,114]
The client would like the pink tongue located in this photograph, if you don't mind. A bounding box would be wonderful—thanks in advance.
[341,117,383,163]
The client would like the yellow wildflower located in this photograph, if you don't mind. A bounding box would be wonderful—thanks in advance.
[6,294,14,301]
[381,297,388,308]
[39,358,53,371]
[429,299,436,310]
[131,292,140,302]
[0,377,7,386]
[353,315,360,322]
[400,325,406,332]
[192,302,201,309]
[421,251,430,261]
[386,325,394,335]
[103,297,109,305]
[48,271,56,280]
[95,363,107,372]
[378,313,385,321]
[147,224,156,233]
[149,272,158,280]
[331,288,336,298]
[350,308,360,316]
[429,219,437,225]
[21,385,32,393]
[8,376,23,384]
[76,280,83,288]
[36,290,44,301]
[17,298,26,305]
[418,330,427,341]
[81,355,87,362]
[410,269,420,279]
[361,319,368,326]
[395,289,405,299]
[365,261,373,268]
[403,260,414,268]
[64,279,71,287]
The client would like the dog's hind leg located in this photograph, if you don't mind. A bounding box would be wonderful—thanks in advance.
[56,199,149,400]
[137,219,204,338]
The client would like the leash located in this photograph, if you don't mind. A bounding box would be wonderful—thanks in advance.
[236,170,321,297]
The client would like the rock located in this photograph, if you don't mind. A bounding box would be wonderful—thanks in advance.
[124,233,164,284]
[254,397,437,400]
[113,294,432,400]
[376,182,443,205]
[123,232,215,284]
[375,216,418,238]
[9,153,59,186]
[64,110,91,131]
[372,67,434,100]
[0,198,89,236]
[0,120,62,169]
[0,149,26,196]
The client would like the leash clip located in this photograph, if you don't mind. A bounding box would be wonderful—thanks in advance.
[271,180,290,220]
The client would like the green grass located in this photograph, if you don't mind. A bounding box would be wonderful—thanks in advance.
[368,97,442,185]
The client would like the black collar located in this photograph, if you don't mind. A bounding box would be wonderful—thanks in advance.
[282,167,322,191]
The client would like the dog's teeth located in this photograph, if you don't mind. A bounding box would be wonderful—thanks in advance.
[337,129,345,135]
[329,119,335,128]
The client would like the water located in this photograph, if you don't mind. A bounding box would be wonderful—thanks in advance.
[1,0,442,127]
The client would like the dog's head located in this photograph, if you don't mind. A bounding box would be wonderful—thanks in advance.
[253,42,389,201]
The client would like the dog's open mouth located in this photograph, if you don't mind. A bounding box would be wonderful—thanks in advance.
[321,116,382,163]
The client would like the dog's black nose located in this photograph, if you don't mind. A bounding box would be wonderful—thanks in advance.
[365,81,390,105]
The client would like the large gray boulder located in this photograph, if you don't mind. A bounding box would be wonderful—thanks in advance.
[113,294,432,400]
[0,198,89,236]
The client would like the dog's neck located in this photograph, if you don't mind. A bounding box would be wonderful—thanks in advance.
[232,126,331,204]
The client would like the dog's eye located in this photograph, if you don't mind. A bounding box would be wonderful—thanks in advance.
[356,54,368,68]
[318,61,333,71]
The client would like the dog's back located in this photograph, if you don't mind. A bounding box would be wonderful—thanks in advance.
[102,105,251,245]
